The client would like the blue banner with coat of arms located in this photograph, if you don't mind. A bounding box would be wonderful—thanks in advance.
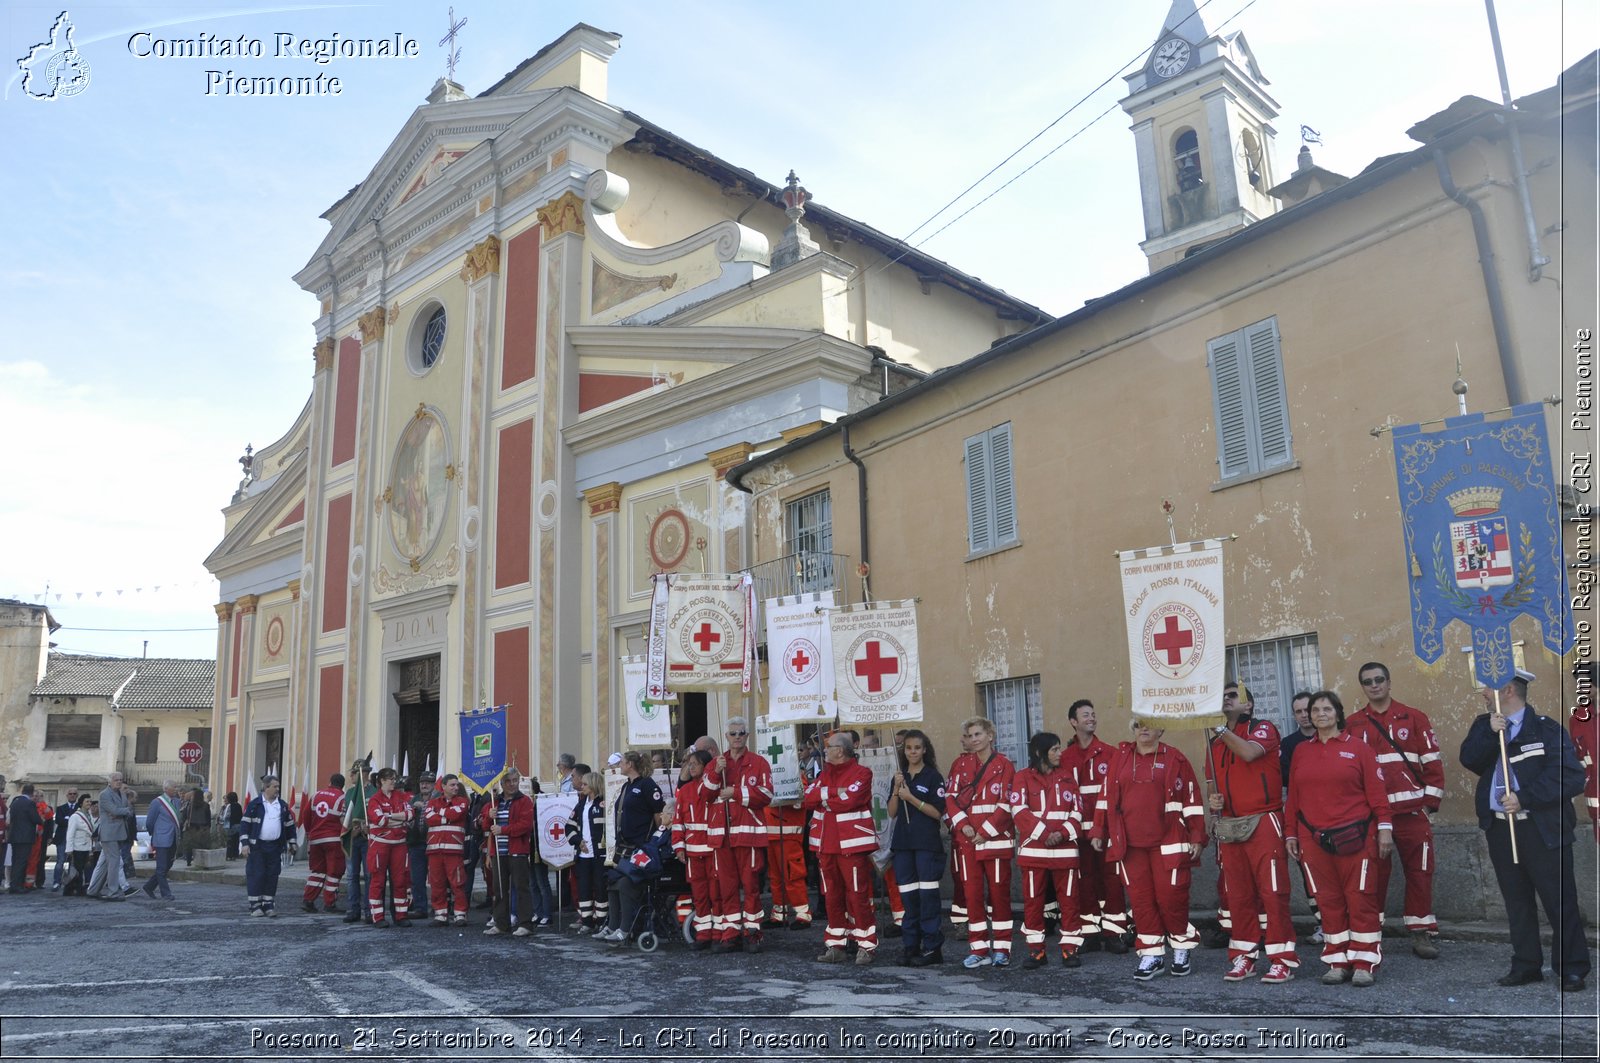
[1391,403,1572,686]
[458,704,509,793]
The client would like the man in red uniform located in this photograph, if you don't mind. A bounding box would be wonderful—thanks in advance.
[300,772,347,913]
[1345,661,1446,958]
[1205,682,1299,983]
[946,716,1016,968]
[424,773,471,925]
[803,732,878,965]
[1059,699,1128,953]
[1569,662,1599,842]
[365,768,413,927]
[703,715,773,953]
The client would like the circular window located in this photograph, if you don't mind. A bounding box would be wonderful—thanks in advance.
[418,306,446,370]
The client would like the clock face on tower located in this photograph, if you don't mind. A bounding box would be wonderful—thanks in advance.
[1152,37,1192,79]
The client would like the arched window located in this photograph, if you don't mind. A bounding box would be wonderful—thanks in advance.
[1174,129,1203,191]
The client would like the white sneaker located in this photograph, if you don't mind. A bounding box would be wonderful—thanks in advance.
[483,925,502,936]
[1170,950,1192,976]
[1134,955,1165,980]
[512,926,531,937]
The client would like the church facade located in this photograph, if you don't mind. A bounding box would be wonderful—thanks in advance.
[203,24,1047,795]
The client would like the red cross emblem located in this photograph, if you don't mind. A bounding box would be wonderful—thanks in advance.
[791,647,810,671]
[692,622,721,652]
[854,640,900,692]
[1141,602,1207,679]
[781,637,820,685]
[547,817,567,843]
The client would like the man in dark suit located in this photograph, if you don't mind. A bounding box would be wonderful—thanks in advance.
[6,783,43,893]
[1460,668,1591,992]
[51,788,79,890]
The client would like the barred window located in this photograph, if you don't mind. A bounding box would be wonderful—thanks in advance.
[45,714,101,750]
[1225,634,1322,733]
[978,675,1042,767]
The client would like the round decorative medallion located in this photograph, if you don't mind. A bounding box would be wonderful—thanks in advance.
[535,480,559,531]
[648,507,690,570]
[264,616,285,657]
[463,505,481,551]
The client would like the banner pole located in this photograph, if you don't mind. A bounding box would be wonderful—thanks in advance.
[1492,687,1520,864]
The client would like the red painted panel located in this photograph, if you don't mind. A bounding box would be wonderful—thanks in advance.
[229,611,242,698]
[579,371,661,413]
[275,500,305,530]
[493,627,531,773]
[331,336,362,466]
[501,229,541,390]
[494,420,533,589]
[317,664,344,786]
[226,722,237,795]
[321,494,351,633]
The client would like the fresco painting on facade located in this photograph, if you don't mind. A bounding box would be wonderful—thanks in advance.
[387,409,450,565]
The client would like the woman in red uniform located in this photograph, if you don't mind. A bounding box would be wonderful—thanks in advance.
[803,732,878,965]
[423,774,470,925]
[1011,732,1084,970]
[1093,720,1206,979]
[1285,690,1394,986]
[365,767,414,927]
[671,750,721,949]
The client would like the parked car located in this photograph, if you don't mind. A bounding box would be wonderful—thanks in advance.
[135,814,153,860]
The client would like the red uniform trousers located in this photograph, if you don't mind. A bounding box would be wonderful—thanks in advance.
[1119,847,1199,956]
[819,851,878,952]
[1075,842,1128,938]
[1022,866,1082,954]
[766,833,810,922]
[713,846,766,940]
[366,839,411,921]
[303,842,346,905]
[1217,816,1299,967]
[883,865,904,926]
[1300,839,1383,972]
[427,852,466,918]
[957,845,1014,955]
[1369,809,1436,933]
[685,853,718,942]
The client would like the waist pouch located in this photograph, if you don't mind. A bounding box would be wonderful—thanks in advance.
[1212,813,1261,844]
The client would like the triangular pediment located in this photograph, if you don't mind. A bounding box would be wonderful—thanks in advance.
[205,448,309,576]
[305,92,554,266]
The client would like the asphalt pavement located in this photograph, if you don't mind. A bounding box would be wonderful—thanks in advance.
[0,862,1594,1063]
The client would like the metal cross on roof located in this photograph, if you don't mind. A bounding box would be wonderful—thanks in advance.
[440,6,468,82]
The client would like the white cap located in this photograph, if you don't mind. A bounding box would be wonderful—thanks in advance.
[607,752,623,766]
[1514,667,1536,683]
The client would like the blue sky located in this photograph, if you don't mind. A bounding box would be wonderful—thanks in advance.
[0,0,1591,660]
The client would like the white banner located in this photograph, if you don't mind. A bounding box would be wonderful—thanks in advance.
[859,746,898,868]
[649,573,757,693]
[828,600,923,724]
[644,574,672,700]
[1119,539,1228,729]
[535,792,579,868]
[754,715,803,802]
[764,592,836,722]
[621,657,673,746]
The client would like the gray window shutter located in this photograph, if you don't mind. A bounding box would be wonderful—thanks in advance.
[990,424,1016,545]
[1245,318,1291,468]
[1209,331,1251,479]
[966,432,991,552]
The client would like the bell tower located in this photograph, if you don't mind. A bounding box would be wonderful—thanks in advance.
[1120,0,1281,272]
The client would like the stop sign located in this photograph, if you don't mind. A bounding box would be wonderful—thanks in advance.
[178,741,204,765]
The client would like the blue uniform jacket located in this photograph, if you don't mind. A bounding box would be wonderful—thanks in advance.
[890,765,946,854]
[240,796,297,848]
[1460,707,1584,850]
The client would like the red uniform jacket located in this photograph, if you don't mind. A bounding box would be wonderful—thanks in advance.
[1284,731,1393,836]
[1569,703,1599,818]
[1346,700,1445,814]
[480,791,534,857]
[423,794,470,854]
[1093,742,1206,868]
[802,760,875,855]
[1205,715,1284,817]
[366,790,411,845]
[301,786,347,846]
[1010,765,1082,868]
[702,750,773,848]
[1061,735,1116,811]
[945,750,1015,859]
[672,774,717,856]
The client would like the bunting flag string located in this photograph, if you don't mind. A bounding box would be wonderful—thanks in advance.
[4,577,217,604]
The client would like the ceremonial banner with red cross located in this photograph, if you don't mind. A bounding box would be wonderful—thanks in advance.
[621,657,673,746]
[647,572,757,694]
[754,715,803,802]
[764,592,836,723]
[535,793,578,868]
[828,600,923,725]
[1118,539,1227,729]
